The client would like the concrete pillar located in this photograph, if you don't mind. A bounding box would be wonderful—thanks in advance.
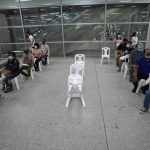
[146,19,150,48]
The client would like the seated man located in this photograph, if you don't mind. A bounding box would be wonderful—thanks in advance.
[118,41,133,71]
[140,90,150,113]
[41,39,50,66]
[132,49,150,94]
[20,49,34,78]
[32,43,43,71]
[2,52,20,93]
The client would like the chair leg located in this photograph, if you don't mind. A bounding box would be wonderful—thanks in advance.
[66,97,70,107]
[31,69,34,80]
[136,79,145,94]
[123,66,128,79]
[101,58,103,64]
[47,57,50,65]
[81,97,86,107]
[14,77,20,90]
[39,61,42,71]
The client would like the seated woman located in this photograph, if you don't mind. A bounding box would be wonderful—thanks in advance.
[32,43,43,71]
[132,49,150,94]
[1,52,20,93]
[20,49,34,78]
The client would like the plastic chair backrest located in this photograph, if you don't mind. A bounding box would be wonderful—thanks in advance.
[70,63,83,77]
[75,54,85,62]
[102,47,110,57]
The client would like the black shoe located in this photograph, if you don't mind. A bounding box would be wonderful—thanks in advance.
[132,88,136,93]
[139,108,148,114]
[2,86,5,91]
[4,87,13,93]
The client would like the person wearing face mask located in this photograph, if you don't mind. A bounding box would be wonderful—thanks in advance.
[41,39,50,66]
[2,52,20,93]
[131,49,150,94]
[20,49,34,78]
[118,41,133,71]
[32,43,43,71]
[131,32,138,49]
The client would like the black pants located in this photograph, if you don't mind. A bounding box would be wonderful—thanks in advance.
[34,57,41,71]
[20,65,31,77]
[2,72,20,90]
[42,55,47,65]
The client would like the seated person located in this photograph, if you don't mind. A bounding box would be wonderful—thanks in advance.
[129,43,144,82]
[1,52,20,93]
[131,49,150,94]
[116,38,128,69]
[32,43,43,71]
[41,39,50,65]
[20,49,34,78]
[140,90,150,113]
[118,41,133,71]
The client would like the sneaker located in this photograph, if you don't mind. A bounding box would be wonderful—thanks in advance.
[139,108,148,114]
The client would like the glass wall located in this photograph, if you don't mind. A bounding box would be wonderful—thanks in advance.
[0,0,150,57]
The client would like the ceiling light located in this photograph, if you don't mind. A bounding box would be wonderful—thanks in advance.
[8,6,18,8]
[120,0,131,2]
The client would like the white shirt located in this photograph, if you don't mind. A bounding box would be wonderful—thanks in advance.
[131,36,138,46]
[41,44,50,56]
[29,35,35,47]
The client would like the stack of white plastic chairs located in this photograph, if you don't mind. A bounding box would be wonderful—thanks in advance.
[66,54,86,107]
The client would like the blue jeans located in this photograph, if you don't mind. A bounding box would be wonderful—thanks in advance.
[143,90,150,109]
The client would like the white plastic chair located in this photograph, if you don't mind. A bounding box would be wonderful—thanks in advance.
[70,63,84,79]
[13,77,20,90]
[121,55,129,79]
[66,74,85,108]
[136,74,150,94]
[30,67,34,80]
[101,47,110,64]
[75,54,85,77]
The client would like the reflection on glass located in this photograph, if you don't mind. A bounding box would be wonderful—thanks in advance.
[48,43,63,56]
[0,9,21,26]
[107,4,149,22]
[0,44,26,58]
[22,7,61,25]
[64,25,104,41]
[0,0,19,9]
[20,0,60,8]
[65,42,102,57]
[129,24,149,41]
[24,26,62,42]
[0,28,24,43]
[63,5,105,23]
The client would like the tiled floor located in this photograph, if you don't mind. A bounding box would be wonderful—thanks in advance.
[0,58,149,150]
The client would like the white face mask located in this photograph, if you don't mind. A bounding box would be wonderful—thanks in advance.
[9,56,13,59]
[126,44,130,48]
[34,45,38,49]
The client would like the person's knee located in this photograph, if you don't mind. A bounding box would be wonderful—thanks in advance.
[146,90,150,96]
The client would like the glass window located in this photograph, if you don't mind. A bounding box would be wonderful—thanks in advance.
[0,9,21,26]
[63,5,105,23]
[0,0,19,9]
[0,44,26,58]
[64,24,104,41]
[106,23,148,41]
[64,42,102,57]
[24,26,62,42]
[0,27,24,43]
[48,43,63,57]
[106,4,149,22]
[22,6,61,25]
[20,0,60,8]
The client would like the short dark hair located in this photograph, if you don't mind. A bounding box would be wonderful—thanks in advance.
[123,38,128,43]
[9,51,16,57]
[33,43,40,49]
